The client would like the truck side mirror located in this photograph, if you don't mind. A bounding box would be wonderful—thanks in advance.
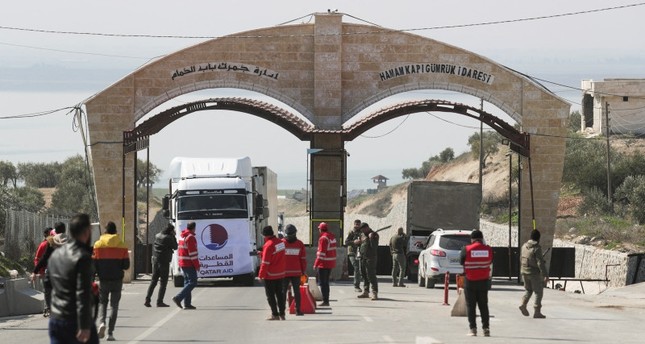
[262,207,270,218]
[162,195,170,211]
[254,194,264,217]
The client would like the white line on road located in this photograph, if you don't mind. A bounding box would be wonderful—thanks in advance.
[127,289,206,344]
[363,316,374,322]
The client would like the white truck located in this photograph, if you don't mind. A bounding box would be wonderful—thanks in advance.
[162,157,277,286]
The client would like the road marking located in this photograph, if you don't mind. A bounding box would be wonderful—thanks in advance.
[363,316,374,322]
[127,289,206,344]
[415,336,443,344]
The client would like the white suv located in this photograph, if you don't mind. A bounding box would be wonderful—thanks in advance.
[417,229,475,288]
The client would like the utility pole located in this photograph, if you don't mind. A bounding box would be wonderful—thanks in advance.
[605,101,613,210]
[479,98,484,193]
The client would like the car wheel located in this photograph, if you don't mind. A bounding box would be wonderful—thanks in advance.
[427,277,436,289]
[418,272,425,287]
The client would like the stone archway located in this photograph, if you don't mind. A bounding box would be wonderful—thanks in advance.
[84,13,569,280]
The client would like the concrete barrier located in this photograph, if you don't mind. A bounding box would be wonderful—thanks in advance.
[0,279,8,317]
[1,278,43,316]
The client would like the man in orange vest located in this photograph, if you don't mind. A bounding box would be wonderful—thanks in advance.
[259,226,286,320]
[460,230,493,337]
[314,222,337,307]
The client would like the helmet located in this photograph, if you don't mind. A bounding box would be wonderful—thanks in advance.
[285,224,297,236]
[318,222,328,231]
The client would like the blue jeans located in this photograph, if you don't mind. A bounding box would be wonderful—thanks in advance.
[175,267,197,306]
[49,318,98,344]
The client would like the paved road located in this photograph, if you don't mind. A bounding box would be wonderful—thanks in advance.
[1,277,643,343]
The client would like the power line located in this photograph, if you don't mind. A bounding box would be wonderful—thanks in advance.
[360,114,411,138]
[0,41,149,60]
[0,106,76,120]
[1,3,642,39]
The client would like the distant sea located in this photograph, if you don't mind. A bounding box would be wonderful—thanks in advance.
[277,168,405,191]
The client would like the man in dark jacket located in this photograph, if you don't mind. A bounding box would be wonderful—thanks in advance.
[356,223,379,300]
[92,221,130,341]
[47,213,98,344]
[519,230,549,318]
[145,224,178,307]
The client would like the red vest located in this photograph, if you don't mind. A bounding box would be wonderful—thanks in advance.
[259,236,286,280]
[314,231,337,269]
[464,241,493,281]
[178,229,200,269]
[282,238,307,277]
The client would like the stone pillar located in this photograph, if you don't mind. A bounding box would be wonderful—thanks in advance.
[309,133,346,248]
[85,77,137,282]
[313,13,343,129]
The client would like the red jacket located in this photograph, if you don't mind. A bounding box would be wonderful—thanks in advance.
[178,229,200,270]
[258,236,286,280]
[34,239,49,274]
[282,238,306,277]
[314,231,337,269]
[463,241,493,281]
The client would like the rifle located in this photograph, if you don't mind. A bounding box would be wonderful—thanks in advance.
[374,225,392,233]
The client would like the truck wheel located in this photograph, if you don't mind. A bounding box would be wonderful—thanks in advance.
[173,275,184,288]
[418,273,425,287]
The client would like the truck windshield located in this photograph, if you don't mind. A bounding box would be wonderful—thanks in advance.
[177,194,248,220]
[439,235,471,251]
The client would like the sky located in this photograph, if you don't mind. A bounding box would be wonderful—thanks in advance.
[1,0,644,190]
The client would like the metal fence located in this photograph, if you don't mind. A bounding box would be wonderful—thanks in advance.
[3,209,69,261]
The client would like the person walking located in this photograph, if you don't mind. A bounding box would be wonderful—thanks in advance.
[356,223,379,300]
[460,230,493,337]
[345,219,363,292]
[519,229,549,319]
[314,222,337,307]
[93,221,130,341]
[32,223,68,318]
[145,224,178,307]
[258,226,286,320]
[34,227,52,276]
[47,213,98,344]
[282,224,306,316]
[172,221,200,310]
[389,227,408,287]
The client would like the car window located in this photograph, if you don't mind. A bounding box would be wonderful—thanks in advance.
[438,235,471,250]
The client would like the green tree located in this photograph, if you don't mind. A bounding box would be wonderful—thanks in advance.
[50,155,96,217]
[18,162,62,188]
[615,175,645,224]
[467,131,501,166]
[438,148,455,163]
[568,111,582,133]
[136,159,162,188]
[10,187,45,212]
[0,161,18,187]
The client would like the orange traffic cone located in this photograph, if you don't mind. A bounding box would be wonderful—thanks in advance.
[299,285,316,314]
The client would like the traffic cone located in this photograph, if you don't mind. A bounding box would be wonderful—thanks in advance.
[308,276,323,301]
[299,285,316,314]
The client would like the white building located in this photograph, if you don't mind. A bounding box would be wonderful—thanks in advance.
[581,79,645,136]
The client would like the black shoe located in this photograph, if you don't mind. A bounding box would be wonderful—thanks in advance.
[318,301,330,307]
[279,315,286,320]
[296,311,304,316]
[172,296,183,309]
[183,305,196,310]
[157,303,170,307]
[144,301,151,307]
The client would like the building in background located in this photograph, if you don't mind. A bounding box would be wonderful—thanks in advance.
[581,79,645,136]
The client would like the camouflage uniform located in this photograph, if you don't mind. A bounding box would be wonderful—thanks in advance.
[389,234,408,286]
[358,230,379,299]
[345,229,362,289]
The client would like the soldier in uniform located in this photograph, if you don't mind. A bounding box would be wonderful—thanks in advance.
[356,223,379,300]
[345,219,363,292]
[389,227,408,287]
[519,230,549,319]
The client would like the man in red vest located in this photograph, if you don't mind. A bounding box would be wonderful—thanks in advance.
[314,222,337,307]
[281,224,306,316]
[460,230,493,337]
[172,222,200,310]
[259,226,286,320]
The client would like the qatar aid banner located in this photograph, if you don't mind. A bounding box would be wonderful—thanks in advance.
[191,219,254,278]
